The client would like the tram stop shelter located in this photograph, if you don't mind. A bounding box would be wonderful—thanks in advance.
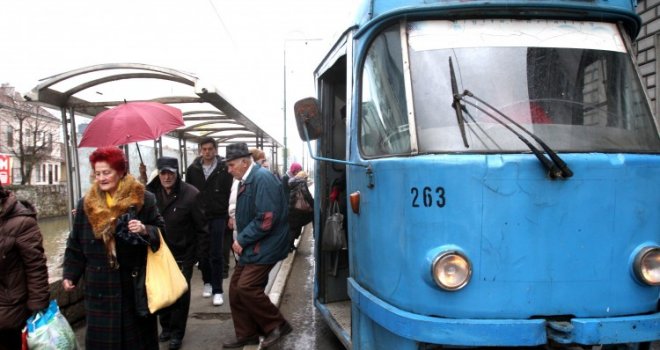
[24,63,282,221]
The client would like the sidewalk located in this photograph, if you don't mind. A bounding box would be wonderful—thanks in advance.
[73,240,299,350]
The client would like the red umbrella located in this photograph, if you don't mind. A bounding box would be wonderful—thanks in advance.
[79,101,184,148]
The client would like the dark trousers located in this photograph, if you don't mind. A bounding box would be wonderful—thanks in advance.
[222,223,232,277]
[0,328,22,350]
[159,263,193,340]
[228,264,286,339]
[200,217,226,294]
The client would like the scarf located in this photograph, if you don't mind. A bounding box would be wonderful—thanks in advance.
[84,174,145,268]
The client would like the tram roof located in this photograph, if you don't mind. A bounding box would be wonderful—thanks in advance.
[351,0,641,37]
[23,63,282,149]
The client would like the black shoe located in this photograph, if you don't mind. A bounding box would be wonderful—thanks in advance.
[169,338,182,350]
[159,331,171,342]
[261,321,293,348]
[222,335,260,348]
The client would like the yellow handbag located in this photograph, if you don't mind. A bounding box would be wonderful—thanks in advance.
[146,230,189,314]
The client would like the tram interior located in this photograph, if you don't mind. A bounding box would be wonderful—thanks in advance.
[316,56,351,323]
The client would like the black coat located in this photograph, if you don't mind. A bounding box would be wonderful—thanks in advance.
[63,175,165,350]
[146,177,209,265]
[185,156,233,219]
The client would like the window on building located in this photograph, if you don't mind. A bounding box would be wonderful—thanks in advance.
[7,125,13,147]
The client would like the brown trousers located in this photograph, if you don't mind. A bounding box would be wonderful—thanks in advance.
[228,263,286,339]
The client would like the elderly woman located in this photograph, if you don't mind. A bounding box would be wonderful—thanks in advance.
[62,146,165,350]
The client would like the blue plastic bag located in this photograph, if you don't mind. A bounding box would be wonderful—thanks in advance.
[24,300,79,350]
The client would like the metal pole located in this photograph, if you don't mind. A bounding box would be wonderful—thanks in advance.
[60,107,75,230]
[283,47,288,174]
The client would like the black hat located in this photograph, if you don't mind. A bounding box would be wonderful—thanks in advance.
[157,157,178,173]
[225,142,251,161]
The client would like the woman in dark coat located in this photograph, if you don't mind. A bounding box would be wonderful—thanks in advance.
[287,170,314,249]
[62,146,165,350]
[0,183,50,350]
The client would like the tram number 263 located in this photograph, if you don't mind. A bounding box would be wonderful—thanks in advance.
[411,186,446,208]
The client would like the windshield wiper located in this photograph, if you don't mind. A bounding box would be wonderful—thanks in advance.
[449,57,469,148]
[454,90,572,179]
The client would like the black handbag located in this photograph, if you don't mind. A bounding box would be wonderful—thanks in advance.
[129,265,150,317]
[321,201,346,251]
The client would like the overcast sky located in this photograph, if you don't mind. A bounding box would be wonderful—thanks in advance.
[0,0,354,160]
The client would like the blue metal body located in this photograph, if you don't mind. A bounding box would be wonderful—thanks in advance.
[310,0,660,348]
[346,154,659,347]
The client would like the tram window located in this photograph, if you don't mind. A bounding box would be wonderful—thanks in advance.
[359,24,411,157]
[407,21,660,153]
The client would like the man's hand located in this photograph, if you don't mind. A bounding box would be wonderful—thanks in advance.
[139,163,148,184]
[228,217,235,230]
[231,239,243,255]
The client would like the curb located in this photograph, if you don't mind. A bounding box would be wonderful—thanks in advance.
[268,246,297,307]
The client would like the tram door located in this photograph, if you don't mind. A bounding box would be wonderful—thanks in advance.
[316,55,350,304]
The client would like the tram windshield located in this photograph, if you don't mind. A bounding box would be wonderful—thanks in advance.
[359,20,660,157]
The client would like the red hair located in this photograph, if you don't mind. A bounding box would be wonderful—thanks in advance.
[89,146,127,175]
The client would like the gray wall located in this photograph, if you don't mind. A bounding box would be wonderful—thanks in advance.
[7,184,68,218]
[636,0,660,117]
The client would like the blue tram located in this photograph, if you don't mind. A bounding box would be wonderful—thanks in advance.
[293,0,660,348]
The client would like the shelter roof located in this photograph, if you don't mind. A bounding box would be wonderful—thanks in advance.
[24,63,281,148]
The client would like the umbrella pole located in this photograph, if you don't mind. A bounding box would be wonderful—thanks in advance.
[136,143,144,164]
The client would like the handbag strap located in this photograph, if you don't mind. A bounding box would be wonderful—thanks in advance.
[331,200,340,214]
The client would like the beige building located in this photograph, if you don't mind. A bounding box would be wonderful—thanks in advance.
[0,83,64,185]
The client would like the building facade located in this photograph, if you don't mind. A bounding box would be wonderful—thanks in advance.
[636,0,660,117]
[0,84,64,185]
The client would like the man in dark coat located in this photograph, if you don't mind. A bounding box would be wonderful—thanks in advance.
[185,137,233,306]
[222,142,292,349]
[0,184,50,350]
[147,157,209,350]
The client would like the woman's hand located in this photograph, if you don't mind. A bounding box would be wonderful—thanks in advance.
[128,219,147,235]
[228,217,235,230]
[62,279,76,292]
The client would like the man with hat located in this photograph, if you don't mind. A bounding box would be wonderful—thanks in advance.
[146,156,209,350]
[222,142,292,349]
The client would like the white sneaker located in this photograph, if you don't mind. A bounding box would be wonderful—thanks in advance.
[202,283,212,298]
[213,293,224,306]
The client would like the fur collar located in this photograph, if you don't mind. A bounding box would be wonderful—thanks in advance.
[84,174,145,239]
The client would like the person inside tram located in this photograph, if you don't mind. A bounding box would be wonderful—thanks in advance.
[62,146,165,350]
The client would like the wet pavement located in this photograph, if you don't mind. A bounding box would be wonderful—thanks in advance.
[73,234,297,350]
[272,224,344,350]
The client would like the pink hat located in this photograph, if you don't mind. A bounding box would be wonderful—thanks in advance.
[290,162,302,174]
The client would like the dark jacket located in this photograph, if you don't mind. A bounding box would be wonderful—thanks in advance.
[236,165,290,265]
[146,176,209,266]
[185,155,233,219]
[63,175,165,350]
[0,191,50,330]
[288,177,314,229]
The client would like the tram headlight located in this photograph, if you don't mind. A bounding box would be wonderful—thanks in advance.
[431,251,471,291]
[633,246,660,286]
